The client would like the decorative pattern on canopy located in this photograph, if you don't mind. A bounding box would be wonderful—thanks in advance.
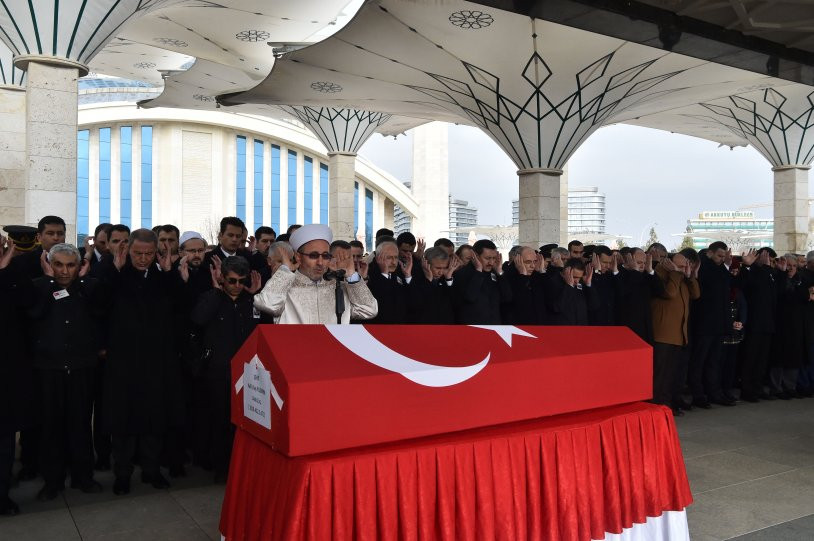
[698,87,814,167]
[0,0,176,66]
[281,106,393,153]
[221,0,782,170]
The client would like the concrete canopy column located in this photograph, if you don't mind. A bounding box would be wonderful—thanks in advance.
[21,58,84,242]
[518,168,565,249]
[328,152,357,241]
[773,165,810,253]
[0,85,27,226]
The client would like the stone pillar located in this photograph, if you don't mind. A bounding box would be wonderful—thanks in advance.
[383,197,395,230]
[773,165,810,253]
[411,122,449,242]
[517,167,565,249]
[0,86,27,226]
[329,151,357,240]
[19,57,85,243]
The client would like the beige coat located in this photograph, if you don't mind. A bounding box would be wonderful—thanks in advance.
[253,267,378,324]
[651,265,701,346]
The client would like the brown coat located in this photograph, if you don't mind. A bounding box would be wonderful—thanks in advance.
[651,266,701,346]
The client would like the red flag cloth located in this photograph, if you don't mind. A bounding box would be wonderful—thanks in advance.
[219,402,691,540]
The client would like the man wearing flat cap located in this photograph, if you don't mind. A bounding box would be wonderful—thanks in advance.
[254,224,378,324]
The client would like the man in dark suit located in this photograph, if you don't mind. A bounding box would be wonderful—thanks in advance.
[616,248,663,344]
[690,242,733,407]
[409,247,460,324]
[545,258,599,325]
[739,247,784,402]
[79,223,113,272]
[193,217,251,296]
[453,239,510,324]
[502,246,547,325]
[367,240,411,324]
[8,215,67,482]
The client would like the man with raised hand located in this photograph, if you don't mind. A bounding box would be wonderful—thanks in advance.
[98,229,180,495]
[253,224,377,324]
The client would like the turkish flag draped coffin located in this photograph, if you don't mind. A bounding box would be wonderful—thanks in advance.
[230,325,652,456]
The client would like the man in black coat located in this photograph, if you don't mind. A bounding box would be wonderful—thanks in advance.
[739,248,784,402]
[191,256,260,482]
[453,239,511,324]
[78,223,113,271]
[502,246,548,325]
[8,215,67,482]
[367,240,411,324]
[25,244,106,501]
[98,228,180,495]
[689,242,733,407]
[409,247,460,324]
[615,249,663,344]
[545,258,599,325]
[0,236,27,515]
[588,246,617,326]
[193,216,252,296]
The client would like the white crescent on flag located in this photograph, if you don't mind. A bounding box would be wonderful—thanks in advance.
[325,325,536,387]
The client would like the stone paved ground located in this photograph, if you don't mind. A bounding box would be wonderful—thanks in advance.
[3,397,814,540]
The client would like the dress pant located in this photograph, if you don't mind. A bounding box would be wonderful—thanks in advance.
[721,344,740,398]
[653,342,680,406]
[690,334,724,402]
[92,359,111,463]
[112,434,163,479]
[770,367,799,393]
[797,343,814,392]
[741,332,773,399]
[18,429,40,475]
[38,368,95,488]
[194,378,234,476]
[0,432,14,500]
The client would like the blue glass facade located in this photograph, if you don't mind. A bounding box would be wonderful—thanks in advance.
[77,130,90,242]
[141,126,153,228]
[320,163,329,225]
[120,127,132,227]
[271,145,280,234]
[303,157,313,225]
[99,128,111,223]
[288,150,297,227]
[254,140,264,231]
[365,188,374,251]
[236,136,247,222]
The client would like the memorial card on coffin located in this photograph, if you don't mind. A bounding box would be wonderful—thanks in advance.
[243,356,272,429]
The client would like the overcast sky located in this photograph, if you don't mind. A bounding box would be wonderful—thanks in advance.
[359,123,812,250]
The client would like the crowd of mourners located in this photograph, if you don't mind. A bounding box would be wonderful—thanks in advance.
[1,213,814,516]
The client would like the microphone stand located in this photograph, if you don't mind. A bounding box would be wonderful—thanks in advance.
[323,269,346,324]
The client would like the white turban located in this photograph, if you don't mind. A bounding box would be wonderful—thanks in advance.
[289,224,333,252]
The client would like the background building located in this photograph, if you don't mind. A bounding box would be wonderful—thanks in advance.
[76,78,416,251]
[512,186,606,235]
[686,211,774,251]
[448,197,478,246]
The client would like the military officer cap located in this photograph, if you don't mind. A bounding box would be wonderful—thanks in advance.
[2,225,38,252]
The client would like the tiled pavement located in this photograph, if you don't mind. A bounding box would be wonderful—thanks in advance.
[4,397,814,539]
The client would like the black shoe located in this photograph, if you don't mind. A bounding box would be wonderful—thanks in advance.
[722,393,738,402]
[94,457,111,472]
[671,407,684,417]
[712,397,737,407]
[741,394,760,403]
[759,392,777,401]
[113,477,130,495]
[71,479,103,494]
[36,485,61,502]
[775,391,792,400]
[169,464,186,478]
[16,467,37,482]
[800,388,814,398]
[677,399,694,411]
[141,472,170,490]
[0,497,20,516]
[693,400,712,409]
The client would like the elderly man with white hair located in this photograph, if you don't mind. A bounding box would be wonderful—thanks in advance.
[254,224,377,324]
